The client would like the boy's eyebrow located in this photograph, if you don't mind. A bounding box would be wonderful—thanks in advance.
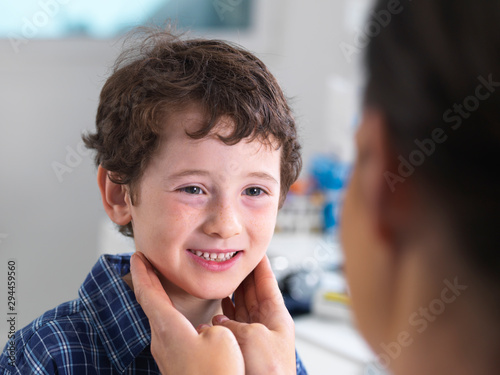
[167,169,210,180]
[246,172,279,185]
[166,170,279,184]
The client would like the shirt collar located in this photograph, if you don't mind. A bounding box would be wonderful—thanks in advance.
[79,254,151,373]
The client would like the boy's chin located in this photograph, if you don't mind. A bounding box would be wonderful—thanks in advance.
[186,284,237,300]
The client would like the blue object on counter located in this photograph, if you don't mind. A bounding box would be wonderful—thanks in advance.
[323,199,336,230]
[310,155,351,233]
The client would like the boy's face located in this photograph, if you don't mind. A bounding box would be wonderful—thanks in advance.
[127,104,281,299]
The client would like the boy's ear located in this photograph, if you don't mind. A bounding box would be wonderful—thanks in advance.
[97,166,132,226]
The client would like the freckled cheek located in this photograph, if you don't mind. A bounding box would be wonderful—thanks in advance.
[244,203,278,242]
[138,198,204,239]
[166,200,206,226]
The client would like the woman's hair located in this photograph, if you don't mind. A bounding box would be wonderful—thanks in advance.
[364,0,500,282]
[83,28,302,237]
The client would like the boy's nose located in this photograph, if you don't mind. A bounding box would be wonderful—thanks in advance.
[202,200,242,239]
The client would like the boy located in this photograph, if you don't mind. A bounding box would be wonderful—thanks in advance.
[0,29,306,374]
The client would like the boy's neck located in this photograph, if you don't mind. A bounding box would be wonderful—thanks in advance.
[167,290,223,328]
[122,273,223,328]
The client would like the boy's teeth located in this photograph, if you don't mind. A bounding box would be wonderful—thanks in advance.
[190,250,237,262]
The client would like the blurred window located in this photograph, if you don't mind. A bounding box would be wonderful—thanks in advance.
[1,0,252,39]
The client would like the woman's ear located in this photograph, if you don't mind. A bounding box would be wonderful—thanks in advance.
[97,166,132,226]
[359,109,415,246]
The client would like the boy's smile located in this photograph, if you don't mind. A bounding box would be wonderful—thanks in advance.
[124,104,282,300]
[187,249,242,271]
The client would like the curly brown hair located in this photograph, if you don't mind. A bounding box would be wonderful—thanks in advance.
[83,28,302,237]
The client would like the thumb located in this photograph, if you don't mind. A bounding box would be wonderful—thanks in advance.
[130,252,197,340]
[130,252,172,310]
[212,315,253,346]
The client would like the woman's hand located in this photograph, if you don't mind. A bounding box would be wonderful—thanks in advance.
[130,252,244,375]
[212,256,297,375]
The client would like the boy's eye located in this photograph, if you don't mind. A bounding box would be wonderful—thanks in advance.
[244,187,266,196]
[180,186,204,195]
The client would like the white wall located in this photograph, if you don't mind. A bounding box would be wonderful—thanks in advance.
[0,39,119,349]
[0,0,371,349]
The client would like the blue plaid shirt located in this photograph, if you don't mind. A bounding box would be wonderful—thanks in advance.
[0,254,308,374]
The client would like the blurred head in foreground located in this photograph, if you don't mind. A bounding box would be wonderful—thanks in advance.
[341,1,500,374]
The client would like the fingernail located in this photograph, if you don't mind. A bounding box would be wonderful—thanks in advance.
[213,315,229,324]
